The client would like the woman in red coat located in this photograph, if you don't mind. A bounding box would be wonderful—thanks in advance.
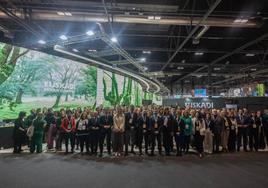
[61,112,76,154]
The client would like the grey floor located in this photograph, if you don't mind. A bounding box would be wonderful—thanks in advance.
[1,152,268,188]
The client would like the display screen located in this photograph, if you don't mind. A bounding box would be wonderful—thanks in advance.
[194,89,206,97]
[0,42,161,119]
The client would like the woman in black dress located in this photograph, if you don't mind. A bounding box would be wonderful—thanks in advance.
[13,111,27,154]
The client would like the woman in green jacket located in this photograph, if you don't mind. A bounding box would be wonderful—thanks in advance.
[181,110,193,154]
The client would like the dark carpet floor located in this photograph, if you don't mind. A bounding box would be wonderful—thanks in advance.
[1,152,268,188]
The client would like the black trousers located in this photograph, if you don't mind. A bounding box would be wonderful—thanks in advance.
[194,133,204,154]
[124,128,136,154]
[237,127,248,151]
[56,131,64,150]
[228,130,236,152]
[136,130,144,154]
[13,135,23,153]
[249,128,258,151]
[163,130,172,155]
[175,133,185,155]
[144,131,150,152]
[90,130,99,154]
[213,133,221,152]
[78,134,89,153]
[264,126,268,147]
[183,135,191,153]
[99,128,111,154]
[151,132,162,154]
[63,132,75,153]
[259,126,266,149]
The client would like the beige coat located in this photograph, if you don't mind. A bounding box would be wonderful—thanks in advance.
[113,114,125,133]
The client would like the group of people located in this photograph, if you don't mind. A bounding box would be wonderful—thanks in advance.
[12,105,268,158]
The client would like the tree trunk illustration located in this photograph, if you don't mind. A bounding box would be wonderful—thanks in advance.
[15,88,23,104]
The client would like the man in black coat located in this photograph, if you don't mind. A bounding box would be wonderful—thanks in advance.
[162,108,175,156]
[88,112,100,155]
[124,105,138,156]
[99,108,113,156]
[212,110,224,153]
[236,108,251,152]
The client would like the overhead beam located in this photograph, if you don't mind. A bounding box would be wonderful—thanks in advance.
[175,31,268,83]
[160,0,222,71]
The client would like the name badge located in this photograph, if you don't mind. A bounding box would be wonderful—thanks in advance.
[129,119,133,124]
[196,126,200,131]
[143,124,146,129]
[231,125,235,130]
[131,126,134,130]
[253,124,257,128]
[154,131,159,134]
[154,123,158,129]
[143,130,147,133]
[82,125,86,130]
[185,124,189,129]
[68,123,72,129]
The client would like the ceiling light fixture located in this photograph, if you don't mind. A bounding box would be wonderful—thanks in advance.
[195,52,204,56]
[140,57,146,62]
[72,48,79,52]
[246,53,255,57]
[234,18,248,23]
[57,12,65,16]
[111,37,118,43]
[177,66,184,70]
[154,16,161,20]
[59,35,68,40]
[142,50,151,54]
[64,12,72,16]
[88,49,97,52]
[38,40,46,44]
[148,16,154,20]
[214,67,221,70]
[57,11,72,16]
[86,30,94,36]
[250,68,257,71]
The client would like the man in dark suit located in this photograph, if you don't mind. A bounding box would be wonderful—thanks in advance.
[124,105,138,156]
[99,108,113,156]
[88,112,100,155]
[236,108,251,151]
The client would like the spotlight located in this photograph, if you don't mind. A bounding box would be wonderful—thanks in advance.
[59,35,68,40]
[38,40,46,44]
[86,30,94,36]
[72,48,79,52]
[111,37,118,43]
[144,66,148,71]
